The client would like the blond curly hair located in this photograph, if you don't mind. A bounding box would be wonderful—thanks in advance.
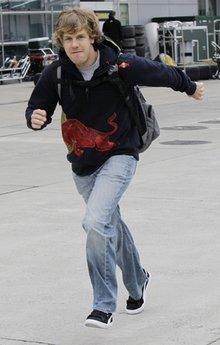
[53,8,103,49]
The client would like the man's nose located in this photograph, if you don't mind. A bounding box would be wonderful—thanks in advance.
[71,39,79,48]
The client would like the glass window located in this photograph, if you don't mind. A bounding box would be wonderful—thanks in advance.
[120,3,129,26]
[3,1,43,11]
[198,0,206,15]
[208,0,217,15]
[198,0,217,16]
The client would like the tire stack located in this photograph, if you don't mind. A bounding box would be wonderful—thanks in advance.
[121,25,136,55]
[134,25,146,57]
[121,25,146,57]
[185,66,200,81]
[185,65,217,81]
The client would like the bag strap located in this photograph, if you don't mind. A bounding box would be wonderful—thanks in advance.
[107,58,142,131]
[56,65,75,102]
[57,65,61,100]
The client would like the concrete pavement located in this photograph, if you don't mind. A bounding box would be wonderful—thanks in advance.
[0,80,220,345]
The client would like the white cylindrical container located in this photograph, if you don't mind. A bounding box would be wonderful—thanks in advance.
[145,22,159,59]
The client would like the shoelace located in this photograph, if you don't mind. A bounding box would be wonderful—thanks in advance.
[90,309,111,321]
[127,296,143,305]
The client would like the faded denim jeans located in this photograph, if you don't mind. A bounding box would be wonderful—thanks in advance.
[72,155,146,313]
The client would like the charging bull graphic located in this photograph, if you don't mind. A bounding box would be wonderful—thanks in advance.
[62,113,118,157]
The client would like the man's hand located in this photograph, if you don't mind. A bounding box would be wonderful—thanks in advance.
[191,82,205,101]
[31,109,47,129]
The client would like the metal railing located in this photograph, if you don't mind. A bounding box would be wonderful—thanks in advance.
[0,55,30,83]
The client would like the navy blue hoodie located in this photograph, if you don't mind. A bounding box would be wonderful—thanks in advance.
[25,43,196,176]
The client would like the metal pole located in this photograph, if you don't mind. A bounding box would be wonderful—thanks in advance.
[0,6,5,68]
[44,0,49,38]
[205,0,209,15]
[181,24,186,72]
[44,13,48,37]
[51,6,54,50]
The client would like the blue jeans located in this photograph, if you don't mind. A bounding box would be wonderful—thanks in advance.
[72,155,146,313]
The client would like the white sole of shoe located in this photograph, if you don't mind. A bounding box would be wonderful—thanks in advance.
[85,317,113,329]
[125,274,150,315]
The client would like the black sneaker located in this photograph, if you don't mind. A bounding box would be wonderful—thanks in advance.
[125,271,150,315]
[85,309,113,329]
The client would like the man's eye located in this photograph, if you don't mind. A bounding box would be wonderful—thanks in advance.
[77,35,85,40]
[64,37,71,41]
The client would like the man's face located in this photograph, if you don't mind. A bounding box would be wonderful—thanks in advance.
[62,29,97,68]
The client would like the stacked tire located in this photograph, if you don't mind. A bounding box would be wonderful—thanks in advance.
[134,25,146,57]
[121,25,146,57]
[121,25,136,55]
[185,65,217,81]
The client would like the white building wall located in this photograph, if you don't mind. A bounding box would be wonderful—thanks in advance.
[81,1,114,11]
[123,0,198,25]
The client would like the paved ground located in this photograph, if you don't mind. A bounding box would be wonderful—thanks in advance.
[0,79,220,345]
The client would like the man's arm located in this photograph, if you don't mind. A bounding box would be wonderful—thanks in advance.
[117,19,123,41]
[118,54,204,99]
[25,65,59,130]
[102,20,108,36]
